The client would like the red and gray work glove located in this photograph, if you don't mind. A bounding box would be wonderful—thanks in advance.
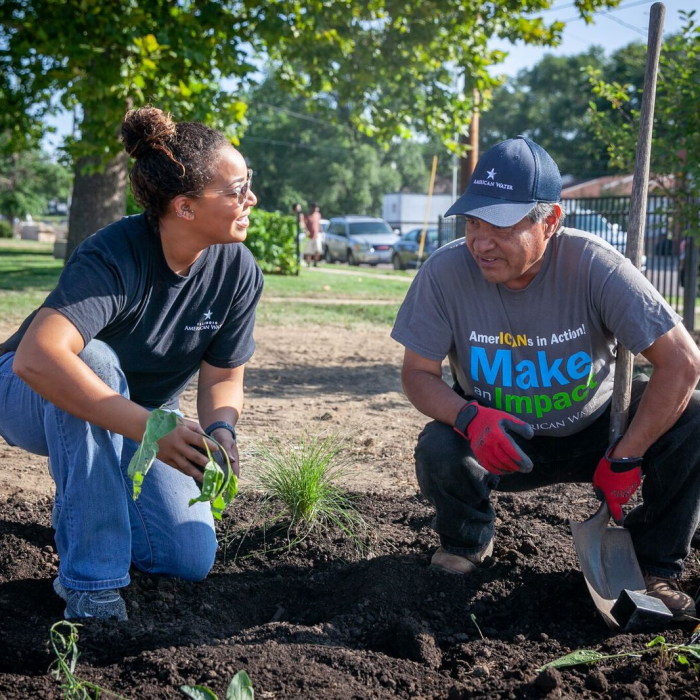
[592,439,643,524]
[453,401,534,475]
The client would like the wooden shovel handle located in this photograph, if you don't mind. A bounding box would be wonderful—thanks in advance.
[609,2,666,442]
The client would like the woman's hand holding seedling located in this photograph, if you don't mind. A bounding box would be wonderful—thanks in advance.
[128,408,239,519]
[155,416,215,482]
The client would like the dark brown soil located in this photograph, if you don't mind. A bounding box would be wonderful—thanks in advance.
[1,486,699,699]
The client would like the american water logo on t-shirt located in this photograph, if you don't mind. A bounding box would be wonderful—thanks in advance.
[184,310,221,332]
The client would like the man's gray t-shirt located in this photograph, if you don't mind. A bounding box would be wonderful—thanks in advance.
[391,227,680,436]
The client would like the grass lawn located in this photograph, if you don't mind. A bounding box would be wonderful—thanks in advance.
[321,264,416,278]
[0,240,62,327]
[0,240,406,329]
[257,301,401,327]
[262,268,409,301]
[0,239,62,290]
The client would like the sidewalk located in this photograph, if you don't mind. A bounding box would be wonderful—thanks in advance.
[304,265,415,283]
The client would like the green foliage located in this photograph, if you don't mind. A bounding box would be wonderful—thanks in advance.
[0,148,72,221]
[480,40,653,178]
[0,2,253,166]
[240,76,432,216]
[259,0,618,153]
[1,0,620,248]
[0,219,13,239]
[538,635,700,673]
[127,408,180,500]
[1,0,620,166]
[250,430,371,551]
[243,209,298,275]
[181,670,254,700]
[586,11,700,239]
[127,409,238,520]
[49,621,124,699]
[482,47,611,177]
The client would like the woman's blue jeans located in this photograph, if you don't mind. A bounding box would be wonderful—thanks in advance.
[0,341,217,591]
[415,375,700,578]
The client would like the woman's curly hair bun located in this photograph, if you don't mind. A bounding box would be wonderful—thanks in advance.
[121,107,177,160]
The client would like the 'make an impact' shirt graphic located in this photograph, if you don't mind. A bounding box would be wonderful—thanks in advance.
[466,323,599,432]
[391,229,680,438]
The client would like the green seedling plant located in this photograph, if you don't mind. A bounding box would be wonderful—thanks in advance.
[127,408,237,520]
[470,613,485,640]
[538,635,700,673]
[181,670,254,699]
[49,621,126,699]
[239,429,372,555]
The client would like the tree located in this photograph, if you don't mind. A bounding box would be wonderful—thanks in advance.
[0,147,72,222]
[1,1,251,257]
[1,0,619,256]
[587,11,700,238]
[240,75,431,216]
[479,44,648,178]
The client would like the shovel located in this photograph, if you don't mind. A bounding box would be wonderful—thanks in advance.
[570,2,668,631]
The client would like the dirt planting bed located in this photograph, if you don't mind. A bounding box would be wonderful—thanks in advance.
[1,489,699,699]
[1,324,699,698]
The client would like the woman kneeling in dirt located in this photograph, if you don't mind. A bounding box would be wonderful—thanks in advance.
[0,107,262,621]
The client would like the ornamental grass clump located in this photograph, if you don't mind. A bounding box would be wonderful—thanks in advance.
[251,430,371,551]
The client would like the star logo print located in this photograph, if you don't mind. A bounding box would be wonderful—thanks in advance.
[203,310,213,320]
[486,168,497,180]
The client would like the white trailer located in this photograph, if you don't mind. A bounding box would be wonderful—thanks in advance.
[382,193,455,235]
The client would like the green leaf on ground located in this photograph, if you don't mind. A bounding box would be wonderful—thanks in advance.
[226,670,254,699]
[180,686,219,700]
[537,650,607,670]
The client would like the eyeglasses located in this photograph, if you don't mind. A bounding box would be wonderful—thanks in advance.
[185,169,253,206]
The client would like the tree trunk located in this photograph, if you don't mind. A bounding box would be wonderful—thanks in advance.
[65,152,128,260]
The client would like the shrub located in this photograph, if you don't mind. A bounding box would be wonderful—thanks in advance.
[0,219,14,239]
[248,430,371,552]
[243,209,299,275]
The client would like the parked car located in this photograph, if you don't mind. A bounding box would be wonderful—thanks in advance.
[391,227,439,270]
[565,208,647,272]
[324,216,399,266]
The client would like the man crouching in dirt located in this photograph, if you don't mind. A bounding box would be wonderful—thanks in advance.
[391,135,700,620]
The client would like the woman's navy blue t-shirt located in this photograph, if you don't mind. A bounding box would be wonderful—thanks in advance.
[11,214,263,409]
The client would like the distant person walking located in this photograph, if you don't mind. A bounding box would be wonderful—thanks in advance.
[303,203,323,267]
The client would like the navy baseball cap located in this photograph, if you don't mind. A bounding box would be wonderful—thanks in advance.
[445,136,561,227]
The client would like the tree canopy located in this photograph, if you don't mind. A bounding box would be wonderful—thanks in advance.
[239,76,431,217]
[587,11,700,236]
[479,43,647,178]
[0,0,619,251]
[0,147,71,222]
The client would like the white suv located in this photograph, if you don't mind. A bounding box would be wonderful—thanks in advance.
[324,216,400,266]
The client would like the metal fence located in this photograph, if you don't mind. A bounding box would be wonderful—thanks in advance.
[438,195,698,329]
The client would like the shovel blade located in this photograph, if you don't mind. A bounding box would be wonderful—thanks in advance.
[570,502,646,629]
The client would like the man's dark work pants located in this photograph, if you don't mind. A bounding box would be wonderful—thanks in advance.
[415,375,700,578]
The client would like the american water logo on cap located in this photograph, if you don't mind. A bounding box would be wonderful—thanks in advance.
[471,167,514,193]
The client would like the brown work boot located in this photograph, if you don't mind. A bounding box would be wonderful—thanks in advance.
[644,575,697,620]
[430,540,494,575]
